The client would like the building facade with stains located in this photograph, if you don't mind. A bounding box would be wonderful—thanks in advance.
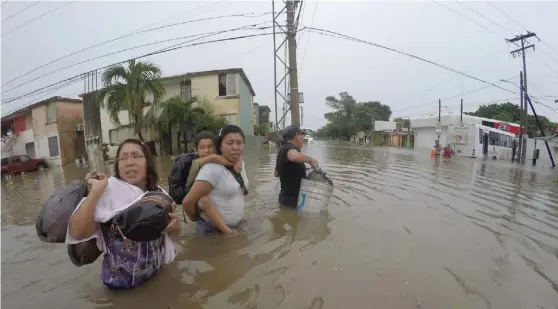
[1,96,86,166]
[90,68,256,157]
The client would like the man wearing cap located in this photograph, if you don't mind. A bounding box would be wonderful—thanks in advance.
[274,126,319,207]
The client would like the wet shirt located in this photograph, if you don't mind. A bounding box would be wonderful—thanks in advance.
[195,163,245,226]
[276,143,307,207]
[100,224,164,289]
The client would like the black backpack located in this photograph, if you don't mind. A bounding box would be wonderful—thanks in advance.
[35,180,102,267]
[168,153,199,205]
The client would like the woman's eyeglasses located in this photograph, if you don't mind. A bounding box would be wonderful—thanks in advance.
[118,154,146,162]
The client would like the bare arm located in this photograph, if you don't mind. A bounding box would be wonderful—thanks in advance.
[199,154,234,167]
[287,149,318,167]
[182,180,213,221]
[69,172,107,240]
[164,212,181,236]
[199,196,234,234]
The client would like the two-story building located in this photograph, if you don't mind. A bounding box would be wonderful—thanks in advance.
[1,96,85,166]
[96,68,256,157]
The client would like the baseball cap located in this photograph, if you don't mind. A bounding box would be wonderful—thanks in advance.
[283,126,303,140]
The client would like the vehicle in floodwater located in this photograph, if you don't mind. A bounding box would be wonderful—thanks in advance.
[449,123,517,160]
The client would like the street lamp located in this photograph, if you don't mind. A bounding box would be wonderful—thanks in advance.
[500,79,520,89]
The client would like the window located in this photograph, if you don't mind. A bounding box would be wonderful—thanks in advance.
[218,73,237,96]
[489,132,497,146]
[11,156,21,163]
[48,136,59,157]
[180,80,192,100]
[19,155,30,162]
[46,102,56,123]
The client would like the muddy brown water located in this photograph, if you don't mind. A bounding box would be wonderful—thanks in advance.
[2,141,558,309]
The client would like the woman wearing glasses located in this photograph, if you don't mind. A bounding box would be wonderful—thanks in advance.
[67,139,180,290]
[183,125,249,236]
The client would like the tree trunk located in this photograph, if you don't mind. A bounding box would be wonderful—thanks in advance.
[176,124,181,153]
[182,120,188,153]
[167,122,172,155]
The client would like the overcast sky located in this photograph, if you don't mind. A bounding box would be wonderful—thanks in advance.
[2,0,557,129]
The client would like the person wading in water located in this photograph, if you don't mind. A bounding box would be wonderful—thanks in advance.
[274,126,319,207]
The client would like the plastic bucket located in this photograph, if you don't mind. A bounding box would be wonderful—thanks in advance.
[296,178,334,213]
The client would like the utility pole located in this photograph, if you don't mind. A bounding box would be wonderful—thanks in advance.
[437,98,442,140]
[517,71,524,163]
[460,98,463,123]
[286,0,300,127]
[507,31,536,164]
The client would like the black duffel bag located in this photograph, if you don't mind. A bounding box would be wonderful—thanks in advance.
[110,191,175,242]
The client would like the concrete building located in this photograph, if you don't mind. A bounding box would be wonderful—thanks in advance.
[253,103,260,126]
[258,105,271,124]
[85,68,257,157]
[1,96,85,166]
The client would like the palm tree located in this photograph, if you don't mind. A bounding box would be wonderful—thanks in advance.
[98,60,165,141]
[159,95,206,153]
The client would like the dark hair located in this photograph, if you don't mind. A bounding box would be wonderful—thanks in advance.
[216,125,245,155]
[194,131,216,149]
[114,138,159,192]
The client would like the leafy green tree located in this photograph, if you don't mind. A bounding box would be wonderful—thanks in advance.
[318,92,392,139]
[98,60,165,141]
[159,95,207,153]
[465,102,556,136]
[392,117,410,128]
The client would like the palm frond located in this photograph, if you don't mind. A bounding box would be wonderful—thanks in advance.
[102,65,128,87]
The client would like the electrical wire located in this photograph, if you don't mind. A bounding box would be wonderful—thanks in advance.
[1,1,75,37]
[299,0,318,76]
[1,31,277,106]
[304,27,517,94]
[2,78,83,116]
[1,11,272,87]
[455,1,514,36]
[433,1,505,39]
[2,22,273,95]
[1,1,39,23]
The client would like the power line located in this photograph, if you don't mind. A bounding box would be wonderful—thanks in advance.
[1,11,273,87]
[1,31,277,106]
[305,27,517,94]
[2,78,83,117]
[299,0,318,75]
[486,0,528,32]
[1,1,39,23]
[454,1,514,36]
[1,1,75,37]
[433,1,505,39]
[2,22,273,95]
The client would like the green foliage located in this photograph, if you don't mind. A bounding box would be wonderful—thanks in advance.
[97,60,165,141]
[316,92,392,138]
[254,123,270,136]
[393,117,410,128]
[465,102,557,136]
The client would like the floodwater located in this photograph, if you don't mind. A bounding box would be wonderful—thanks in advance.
[2,141,558,309]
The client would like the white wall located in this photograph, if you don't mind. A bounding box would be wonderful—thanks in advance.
[375,121,396,131]
[35,132,61,167]
[414,126,449,150]
[1,129,35,158]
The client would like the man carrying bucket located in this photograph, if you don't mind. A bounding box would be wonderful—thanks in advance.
[274,126,319,207]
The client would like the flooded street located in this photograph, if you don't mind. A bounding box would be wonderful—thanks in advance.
[2,141,558,309]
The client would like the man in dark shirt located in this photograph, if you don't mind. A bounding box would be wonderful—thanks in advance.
[274,126,319,207]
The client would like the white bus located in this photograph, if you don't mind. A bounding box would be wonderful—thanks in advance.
[448,123,517,160]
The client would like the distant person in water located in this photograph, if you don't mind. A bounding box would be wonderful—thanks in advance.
[433,140,443,155]
[274,126,319,207]
[442,144,454,158]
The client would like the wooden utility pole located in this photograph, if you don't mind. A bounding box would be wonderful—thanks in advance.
[518,71,524,163]
[286,0,300,127]
[507,32,536,164]
[437,98,441,139]
[460,98,463,123]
